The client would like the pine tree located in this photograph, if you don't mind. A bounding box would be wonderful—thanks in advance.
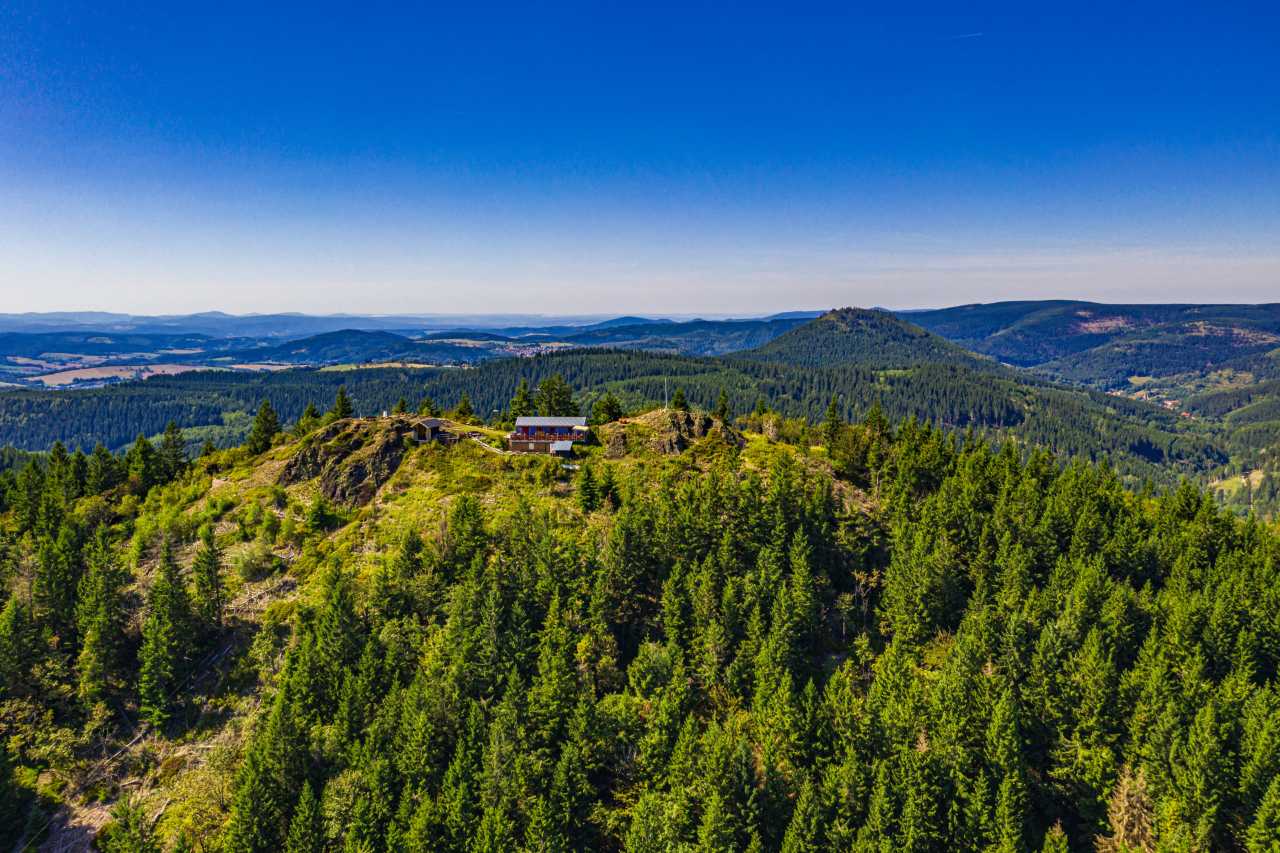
[511,379,535,419]
[159,420,188,481]
[294,402,321,436]
[670,387,689,412]
[780,777,822,853]
[86,443,121,494]
[0,596,34,699]
[712,388,730,422]
[285,781,324,853]
[331,385,354,419]
[392,397,408,415]
[418,396,440,417]
[455,392,475,421]
[138,540,192,727]
[248,400,281,455]
[536,374,578,417]
[192,525,225,633]
[33,522,80,639]
[1040,823,1069,853]
[1247,774,1280,852]
[76,527,128,705]
[125,433,160,492]
[98,796,161,853]
[592,390,624,424]
[823,396,842,448]
[224,676,306,853]
[577,465,601,513]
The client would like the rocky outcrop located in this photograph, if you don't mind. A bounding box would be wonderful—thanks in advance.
[599,409,744,457]
[279,418,413,506]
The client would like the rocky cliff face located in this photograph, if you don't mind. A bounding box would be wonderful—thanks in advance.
[279,417,413,505]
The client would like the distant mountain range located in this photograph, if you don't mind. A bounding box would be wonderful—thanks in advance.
[0,310,822,339]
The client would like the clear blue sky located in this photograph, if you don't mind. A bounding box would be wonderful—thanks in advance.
[1,1,1277,314]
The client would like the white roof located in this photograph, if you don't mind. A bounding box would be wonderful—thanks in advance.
[549,440,575,452]
[515,416,587,427]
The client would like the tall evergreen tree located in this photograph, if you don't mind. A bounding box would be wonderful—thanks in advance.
[138,540,193,726]
[577,464,601,513]
[714,388,731,422]
[454,392,475,421]
[248,400,281,455]
[536,374,578,417]
[158,420,188,481]
[125,433,160,493]
[284,780,323,853]
[510,379,535,419]
[191,525,225,633]
[76,527,128,704]
[592,390,624,424]
[823,396,842,448]
[670,386,689,412]
[331,385,354,419]
[0,596,35,699]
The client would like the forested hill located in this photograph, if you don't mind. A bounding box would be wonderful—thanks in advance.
[744,307,995,370]
[2,406,1279,851]
[902,301,1280,382]
[0,310,1226,487]
[214,329,492,366]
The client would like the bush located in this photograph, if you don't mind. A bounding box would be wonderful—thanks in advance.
[233,541,281,581]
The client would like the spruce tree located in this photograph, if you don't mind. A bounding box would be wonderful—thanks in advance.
[670,387,689,412]
[0,596,34,699]
[1247,775,1280,852]
[224,677,306,853]
[33,522,80,639]
[248,400,281,455]
[577,465,601,513]
[76,527,127,705]
[592,391,624,424]
[510,379,535,419]
[714,388,730,422]
[455,392,475,422]
[780,777,822,853]
[294,402,321,436]
[536,374,577,417]
[284,780,323,853]
[823,396,842,448]
[98,796,160,853]
[418,395,441,417]
[1040,823,1069,853]
[125,434,160,493]
[392,396,408,415]
[86,443,121,494]
[331,385,354,419]
[192,525,225,633]
[138,540,192,727]
[158,420,188,481]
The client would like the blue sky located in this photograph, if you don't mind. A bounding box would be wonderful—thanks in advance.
[1,2,1277,314]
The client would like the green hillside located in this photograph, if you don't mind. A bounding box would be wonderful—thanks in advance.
[2,403,1279,850]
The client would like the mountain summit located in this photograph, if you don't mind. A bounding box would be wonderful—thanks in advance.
[741,307,992,370]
